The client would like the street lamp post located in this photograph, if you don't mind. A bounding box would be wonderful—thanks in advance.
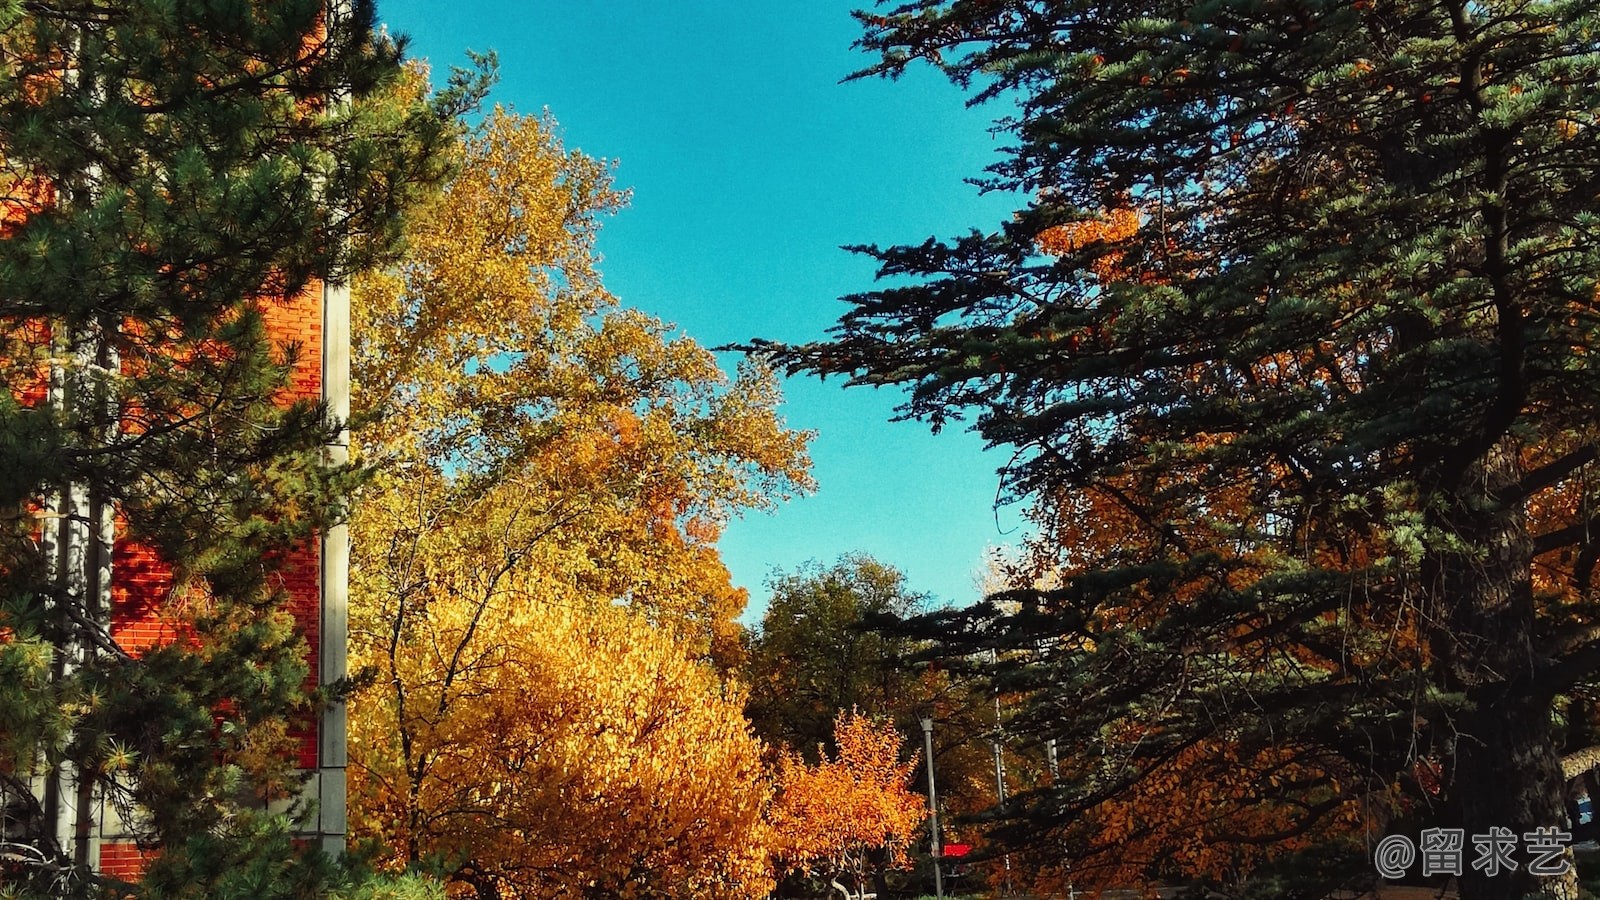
[991,650,1012,895]
[993,728,1012,895]
[920,716,944,900]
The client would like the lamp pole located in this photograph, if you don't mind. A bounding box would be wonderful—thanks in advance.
[991,650,1012,895]
[920,716,944,900]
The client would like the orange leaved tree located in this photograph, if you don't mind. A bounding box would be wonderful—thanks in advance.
[768,711,927,900]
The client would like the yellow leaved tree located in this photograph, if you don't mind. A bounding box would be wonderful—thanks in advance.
[768,711,927,900]
[352,102,810,663]
[348,563,774,898]
[346,102,810,898]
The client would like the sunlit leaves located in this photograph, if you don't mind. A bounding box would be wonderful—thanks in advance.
[346,105,810,898]
[351,105,811,660]
[766,0,1600,893]
[768,711,926,894]
[349,598,774,898]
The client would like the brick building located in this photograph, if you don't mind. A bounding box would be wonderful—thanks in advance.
[30,280,351,879]
[3,3,361,881]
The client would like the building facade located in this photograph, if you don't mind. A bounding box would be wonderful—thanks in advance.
[26,279,350,880]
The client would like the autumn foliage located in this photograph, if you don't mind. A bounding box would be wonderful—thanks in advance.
[345,102,810,898]
[768,711,926,898]
[1035,206,1141,281]
[349,596,773,898]
[765,0,1600,896]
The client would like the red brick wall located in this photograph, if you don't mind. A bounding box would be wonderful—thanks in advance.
[97,841,156,881]
[263,281,325,401]
[261,284,326,771]
[274,539,323,770]
[106,283,326,769]
[109,537,178,654]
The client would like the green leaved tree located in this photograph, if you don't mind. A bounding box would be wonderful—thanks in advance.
[745,555,1015,897]
[0,0,475,895]
[761,1,1600,897]
[746,555,932,758]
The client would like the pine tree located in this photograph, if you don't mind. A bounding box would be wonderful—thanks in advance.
[0,0,479,894]
[761,1,1600,897]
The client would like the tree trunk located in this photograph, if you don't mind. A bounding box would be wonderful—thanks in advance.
[1435,441,1576,900]
[866,843,891,898]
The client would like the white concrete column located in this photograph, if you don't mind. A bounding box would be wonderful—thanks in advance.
[319,272,350,856]
[316,0,354,856]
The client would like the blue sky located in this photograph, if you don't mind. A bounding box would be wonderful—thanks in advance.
[375,0,1030,620]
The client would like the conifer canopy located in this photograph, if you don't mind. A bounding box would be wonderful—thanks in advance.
[760,1,1600,896]
[0,1,479,894]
